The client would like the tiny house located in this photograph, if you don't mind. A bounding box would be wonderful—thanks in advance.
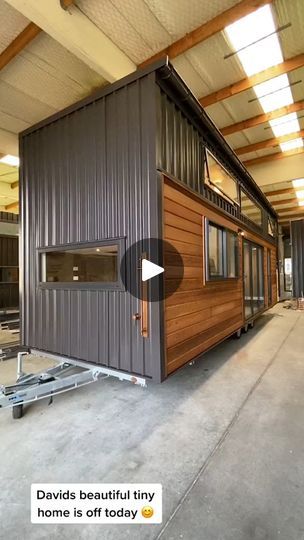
[20,59,278,383]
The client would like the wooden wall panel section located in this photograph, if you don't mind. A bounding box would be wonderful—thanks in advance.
[163,177,278,376]
[164,180,243,375]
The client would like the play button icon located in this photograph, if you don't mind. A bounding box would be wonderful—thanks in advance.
[142,259,164,282]
[120,237,184,302]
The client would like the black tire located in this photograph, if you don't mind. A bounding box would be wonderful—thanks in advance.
[234,329,242,339]
[12,404,23,419]
[249,321,254,329]
[243,324,248,333]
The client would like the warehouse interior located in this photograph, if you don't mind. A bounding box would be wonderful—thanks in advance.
[1,0,304,538]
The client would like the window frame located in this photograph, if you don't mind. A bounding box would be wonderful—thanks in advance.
[204,148,240,207]
[38,238,126,291]
[240,188,263,228]
[205,219,239,282]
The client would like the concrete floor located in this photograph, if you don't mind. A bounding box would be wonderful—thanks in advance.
[0,303,304,540]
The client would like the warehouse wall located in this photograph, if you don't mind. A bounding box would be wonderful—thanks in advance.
[20,72,163,381]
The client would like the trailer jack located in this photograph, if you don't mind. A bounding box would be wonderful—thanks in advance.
[0,351,146,419]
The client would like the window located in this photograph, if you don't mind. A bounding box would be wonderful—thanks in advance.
[241,190,262,227]
[40,241,124,289]
[208,223,224,278]
[205,150,239,205]
[206,221,238,280]
[268,216,276,237]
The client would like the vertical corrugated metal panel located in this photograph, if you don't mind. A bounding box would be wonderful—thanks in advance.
[291,219,304,297]
[0,235,19,309]
[156,89,203,189]
[20,73,163,381]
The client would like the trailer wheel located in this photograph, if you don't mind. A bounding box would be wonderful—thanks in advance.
[234,329,242,339]
[249,321,254,329]
[12,404,23,419]
[243,324,248,333]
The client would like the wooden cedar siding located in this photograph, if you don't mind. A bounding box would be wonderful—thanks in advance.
[163,176,277,376]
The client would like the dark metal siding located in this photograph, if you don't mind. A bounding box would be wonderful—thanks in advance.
[0,235,19,309]
[291,219,304,298]
[0,212,18,223]
[156,89,203,192]
[20,73,163,381]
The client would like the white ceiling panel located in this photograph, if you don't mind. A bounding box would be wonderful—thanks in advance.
[0,33,106,125]
[0,110,30,133]
[0,80,56,130]
[183,33,245,92]
[76,0,168,64]
[144,0,239,41]
[275,0,304,59]
[0,0,29,54]
[172,55,210,97]
[225,132,250,149]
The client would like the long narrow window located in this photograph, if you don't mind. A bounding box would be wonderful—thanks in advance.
[204,149,239,205]
[206,220,238,280]
[39,240,124,290]
[241,190,262,227]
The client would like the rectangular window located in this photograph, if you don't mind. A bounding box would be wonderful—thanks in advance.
[206,221,238,280]
[268,216,276,237]
[40,240,124,289]
[205,150,239,205]
[241,190,262,227]
[208,223,224,278]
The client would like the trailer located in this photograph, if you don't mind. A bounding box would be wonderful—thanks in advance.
[18,58,278,385]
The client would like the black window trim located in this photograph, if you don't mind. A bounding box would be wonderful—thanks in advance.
[204,148,240,207]
[37,237,126,291]
[240,188,263,229]
[205,218,239,282]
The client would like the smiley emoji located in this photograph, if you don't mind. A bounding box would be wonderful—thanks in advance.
[141,506,154,518]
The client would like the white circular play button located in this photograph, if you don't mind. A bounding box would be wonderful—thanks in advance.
[141,259,164,282]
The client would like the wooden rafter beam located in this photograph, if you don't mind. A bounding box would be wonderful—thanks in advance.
[0,22,42,71]
[200,53,304,108]
[221,100,304,136]
[267,197,302,207]
[60,0,75,9]
[263,187,296,197]
[243,147,304,167]
[277,206,304,215]
[11,181,19,189]
[235,129,304,156]
[139,0,272,68]
[5,201,18,211]
[278,213,304,221]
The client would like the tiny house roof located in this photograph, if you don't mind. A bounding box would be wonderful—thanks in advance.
[20,57,277,219]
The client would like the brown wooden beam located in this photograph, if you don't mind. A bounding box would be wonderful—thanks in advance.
[278,213,304,221]
[200,53,304,108]
[235,129,304,156]
[60,0,75,9]
[243,147,304,167]
[0,23,42,71]
[5,201,18,211]
[263,187,296,197]
[277,206,304,215]
[269,197,301,207]
[221,100,304,136]
[11,181,19,190]
[139,0,271,68]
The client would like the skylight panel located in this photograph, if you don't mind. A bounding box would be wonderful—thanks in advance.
[292,179,304,188]
[253,74,293,113]
[225,5,283,76]
[225,5,276,50]
[295,190,304,199]
[270,113,300,136]
[280,138,303,152]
